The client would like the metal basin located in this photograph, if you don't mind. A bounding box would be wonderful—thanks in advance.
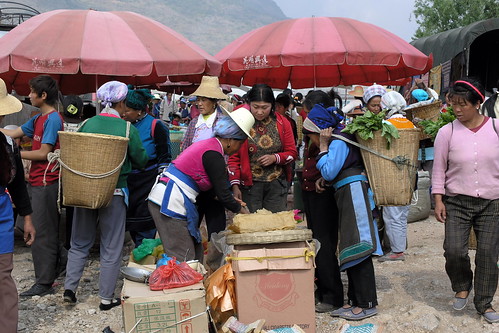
[120,266,151,283]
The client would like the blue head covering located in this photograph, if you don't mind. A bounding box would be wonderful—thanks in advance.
[411,89,429,102]
[304,104,344,133]
[213,116,247,140]
[126,88,153,111]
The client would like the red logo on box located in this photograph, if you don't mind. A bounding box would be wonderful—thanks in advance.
[180,323,193,333]
[254,272,298,311]
[179,299,190,311]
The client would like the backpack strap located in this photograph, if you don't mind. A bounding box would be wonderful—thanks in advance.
[151,118,158,138]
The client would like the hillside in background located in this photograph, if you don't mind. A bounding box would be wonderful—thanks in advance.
[12,0,288,55]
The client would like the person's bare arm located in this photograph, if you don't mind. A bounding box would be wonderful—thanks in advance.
[0,127,24,139]
[21,143,53,161]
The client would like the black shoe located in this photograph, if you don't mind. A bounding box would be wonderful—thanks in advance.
[315,302,339,313]
[63,289,77,304]
[20,283,54,297]
[99,298,121,311]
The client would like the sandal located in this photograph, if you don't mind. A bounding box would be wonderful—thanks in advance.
[339,307,378,321]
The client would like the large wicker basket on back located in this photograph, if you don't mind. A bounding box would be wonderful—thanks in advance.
[405,101,441,140]
[59,131,129,209]
[356,128,420,206]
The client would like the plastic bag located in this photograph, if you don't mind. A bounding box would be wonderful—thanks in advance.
[149,257,203,290]
[156,253,179,268]
[210,231,234,268]
[132,238,162,261]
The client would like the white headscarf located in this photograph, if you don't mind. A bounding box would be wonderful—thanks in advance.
[381,91,407,118]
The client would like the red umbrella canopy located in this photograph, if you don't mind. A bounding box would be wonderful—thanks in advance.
[216,17,433,89]
[0,9,221,95]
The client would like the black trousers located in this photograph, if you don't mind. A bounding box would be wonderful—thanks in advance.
[302,187,344,307]
[346,256,378,308]
[196,191,226,240]
[443,195,499,313]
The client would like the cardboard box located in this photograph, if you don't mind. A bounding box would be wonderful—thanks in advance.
[122,263,209,333]
[231,241,316,333]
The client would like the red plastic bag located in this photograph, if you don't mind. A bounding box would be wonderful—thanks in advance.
[149,258,204,291]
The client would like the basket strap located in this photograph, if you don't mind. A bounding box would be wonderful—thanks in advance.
[330,133,418,194]
[48,149,127,179]
[330,133,415,170]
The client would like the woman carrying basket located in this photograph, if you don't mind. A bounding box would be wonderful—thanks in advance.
[148,107,254,262]
[63,81,148,311]
[300,91,343,314]
[432,77,499,323]
[377,91,415,262]
[308,103,382,321]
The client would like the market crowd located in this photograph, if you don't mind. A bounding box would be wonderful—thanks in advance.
[0,71,498,333]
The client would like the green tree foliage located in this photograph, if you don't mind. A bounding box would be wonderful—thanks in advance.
[413,0,499,38]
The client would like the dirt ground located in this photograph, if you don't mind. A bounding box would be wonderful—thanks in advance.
[12,212,499,333]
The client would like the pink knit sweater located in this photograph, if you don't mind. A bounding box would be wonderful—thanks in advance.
[432,118,499,199]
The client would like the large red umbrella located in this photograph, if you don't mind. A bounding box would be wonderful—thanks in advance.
[216,17,432,89]
[0,9,221,95]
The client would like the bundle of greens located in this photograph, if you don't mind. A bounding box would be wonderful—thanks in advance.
[342,110,400,149]
[419,106,455,141]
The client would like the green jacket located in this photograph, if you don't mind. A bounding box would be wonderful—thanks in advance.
[79,115,148,188]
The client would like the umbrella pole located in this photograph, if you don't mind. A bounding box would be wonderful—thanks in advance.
[95,75,101,114]
[313,65,317,90]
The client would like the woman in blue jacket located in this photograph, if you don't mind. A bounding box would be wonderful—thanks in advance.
[123,88,172,247]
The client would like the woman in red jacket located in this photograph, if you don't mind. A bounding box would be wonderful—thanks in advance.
[229,84,297,213]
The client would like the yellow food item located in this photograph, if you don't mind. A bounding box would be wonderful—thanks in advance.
[229,209,296,233]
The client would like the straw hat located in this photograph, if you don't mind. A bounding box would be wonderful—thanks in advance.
[348,86,364,98]
[347,108,365,116]
[0,79,22,116]
[192,76,228,100]
[225,106,255,139]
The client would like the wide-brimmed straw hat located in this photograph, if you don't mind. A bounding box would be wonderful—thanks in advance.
[348,86,364,98]
[0,79,22,116]
[192,76,228,100]
[224,106,254,139]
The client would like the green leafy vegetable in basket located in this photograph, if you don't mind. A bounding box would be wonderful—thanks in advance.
[342,110,399,149]
[419,106,455,141]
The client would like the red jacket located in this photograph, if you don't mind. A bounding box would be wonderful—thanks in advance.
[228,113,297,186]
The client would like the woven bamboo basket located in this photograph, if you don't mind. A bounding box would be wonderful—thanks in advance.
[405,101,441,140]
[356,128,420,206]
[59,131,129,209]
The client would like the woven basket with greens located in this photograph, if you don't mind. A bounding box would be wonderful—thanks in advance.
[342,110,400,149]
[418,106,456,141]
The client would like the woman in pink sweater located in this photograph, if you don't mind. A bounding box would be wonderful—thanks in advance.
[432,78,499,324]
